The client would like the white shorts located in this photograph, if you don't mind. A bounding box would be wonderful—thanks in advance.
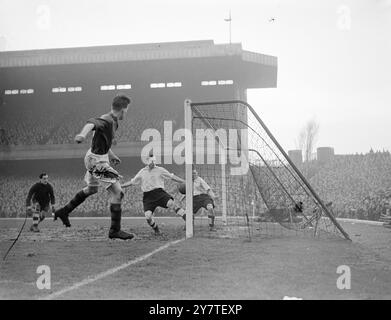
[83,149,121,189]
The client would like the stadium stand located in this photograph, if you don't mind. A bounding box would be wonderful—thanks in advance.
[0,102,181,146]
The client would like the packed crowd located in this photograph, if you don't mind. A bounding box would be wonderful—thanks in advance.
[0,174,184,218]
[307,150,391,220]
[1,150,390,221]
[0,129,9,146]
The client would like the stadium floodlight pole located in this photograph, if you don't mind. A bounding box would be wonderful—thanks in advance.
[184,99,194,239]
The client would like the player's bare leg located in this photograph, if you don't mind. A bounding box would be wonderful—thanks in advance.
[167,199,186,222]
[107,182,134,240]
[168,199,187,229]
[144,210,161,235]
[54,186,98,227]
[167,199,188,231]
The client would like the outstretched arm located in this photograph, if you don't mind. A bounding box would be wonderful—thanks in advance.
[75,123,95,143]
[170,174,185,184]
[160,168,185,184]
[121,171,142,189]
[165,172,184,184]
[49,184,55,205]
[207,188,216,199]
[121,178,137,189]
[25,185,35,207]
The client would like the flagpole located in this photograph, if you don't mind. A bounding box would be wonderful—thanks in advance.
[229,11,231,44]
[224,10,232,44]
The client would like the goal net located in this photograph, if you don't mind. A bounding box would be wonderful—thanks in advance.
[183,100,350,241]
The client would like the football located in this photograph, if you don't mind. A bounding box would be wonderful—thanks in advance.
[177,183,186,194]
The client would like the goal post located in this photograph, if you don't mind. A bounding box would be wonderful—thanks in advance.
[220,160,227,224]
[184,99,193,239]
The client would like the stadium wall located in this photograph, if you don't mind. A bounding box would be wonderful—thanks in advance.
[0,157,183,178]
[0,142,145,160]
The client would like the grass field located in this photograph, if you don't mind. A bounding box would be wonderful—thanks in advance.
[0,217,390,300]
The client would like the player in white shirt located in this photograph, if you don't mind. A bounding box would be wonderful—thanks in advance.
[178,169,216,231]
[121,155,186,235]
[191,170,216,231]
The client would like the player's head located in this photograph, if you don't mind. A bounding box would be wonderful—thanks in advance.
[147,154,156,169]
[192,169,198,180]
[39,173,49,184]
[111,95,131,120]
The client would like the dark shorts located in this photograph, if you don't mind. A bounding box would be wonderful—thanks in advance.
[143,188,174,213]
[193,194,215,214]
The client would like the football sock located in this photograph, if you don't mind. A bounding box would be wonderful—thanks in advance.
[147,218,158,231]
[110,203,122,232]
[64,190,88,214]
[38,213,44,225]
[208,210,215,226]
[175,207,186,220]
[32,212,39,226]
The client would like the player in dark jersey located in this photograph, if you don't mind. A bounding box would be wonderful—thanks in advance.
[54,95,134,240]
[26,173,56,232]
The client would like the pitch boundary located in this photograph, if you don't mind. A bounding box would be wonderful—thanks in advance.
[0,217,181,221]
[336,218,383,226]
[0,217,385,226]
[40,238,185,300]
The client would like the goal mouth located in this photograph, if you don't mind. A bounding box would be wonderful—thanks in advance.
[184,99,350,241]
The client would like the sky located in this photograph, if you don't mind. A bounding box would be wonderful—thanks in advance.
[0,0,390,155]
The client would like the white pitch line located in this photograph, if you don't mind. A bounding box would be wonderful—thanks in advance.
[40,238,185,300]
[337,218,383,226]
[0,216,215,221]
[2,217,384,224]
[0,217,180,221]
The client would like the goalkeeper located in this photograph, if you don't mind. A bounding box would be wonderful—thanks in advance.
[25,173,56,233]
[179,170,216,231]
[53,95,134,240]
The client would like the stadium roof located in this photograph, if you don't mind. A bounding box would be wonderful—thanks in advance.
[0,40,277,68]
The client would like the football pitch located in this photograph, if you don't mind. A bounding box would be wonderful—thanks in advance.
[0,217,390,300]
